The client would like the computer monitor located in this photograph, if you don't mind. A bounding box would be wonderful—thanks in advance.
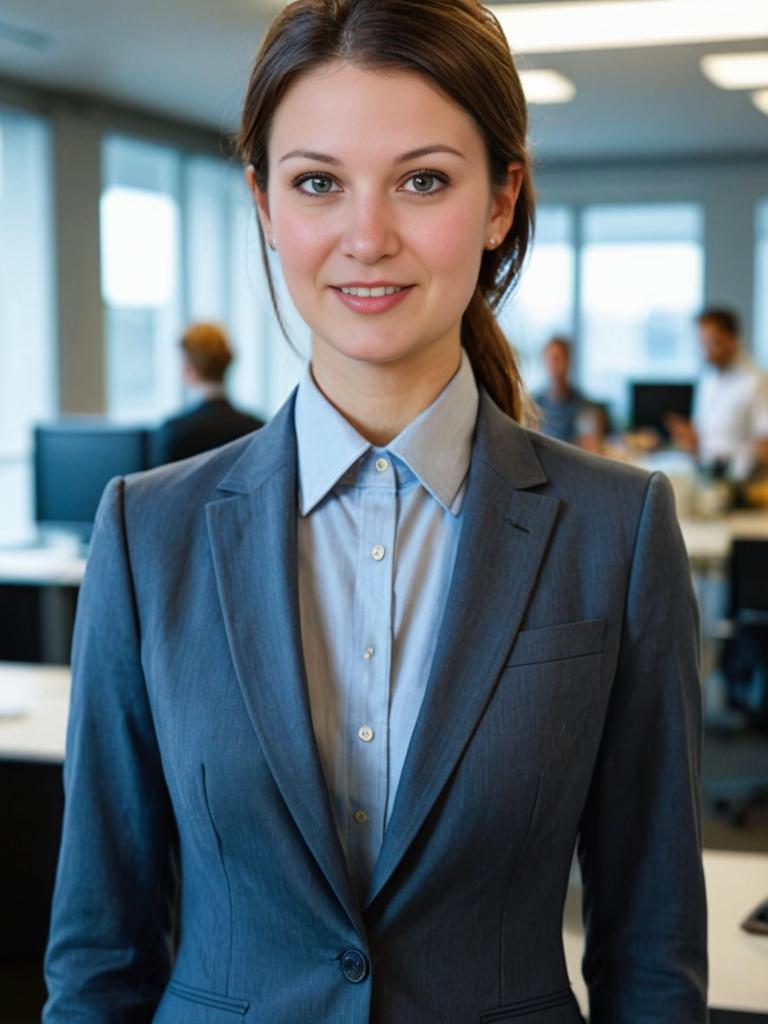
[34,421,151,542]
[629,382,695,439]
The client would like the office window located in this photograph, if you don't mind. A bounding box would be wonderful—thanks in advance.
[497,206,575,393]
[184,156,306,418]
[102,137,305,423]
[756,201,768,368]
[0,110,55,539]
[101,136,183,420]
[579,204,704,425]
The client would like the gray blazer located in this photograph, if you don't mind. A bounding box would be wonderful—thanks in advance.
[44,388,708,1023]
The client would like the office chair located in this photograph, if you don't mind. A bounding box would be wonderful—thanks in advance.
[712,539,768,827]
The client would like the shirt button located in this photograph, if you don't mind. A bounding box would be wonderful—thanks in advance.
[354,810,368,824]
[371,544,385,561]
[375,457,389,473]
[363,646,375,660]
[358,725,374,742]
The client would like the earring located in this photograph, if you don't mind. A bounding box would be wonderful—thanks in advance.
[268,236,277,251]
[487,236,498,249]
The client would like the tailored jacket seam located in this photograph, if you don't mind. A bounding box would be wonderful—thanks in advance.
[115,474,178,1004]
[201,763,236,993]
[575,470,653,803]
[496,772,545,1005]
[618,470,657,652]
[574,469,661,1008]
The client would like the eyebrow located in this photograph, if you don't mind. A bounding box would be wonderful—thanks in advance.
[278,144,466,165]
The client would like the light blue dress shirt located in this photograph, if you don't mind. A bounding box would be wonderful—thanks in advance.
[294,350,479,897]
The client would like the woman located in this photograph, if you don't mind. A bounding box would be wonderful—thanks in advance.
[44,2,708,1021]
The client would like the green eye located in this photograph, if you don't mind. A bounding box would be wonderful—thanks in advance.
[295,174,338,195]
[411,174,435,192]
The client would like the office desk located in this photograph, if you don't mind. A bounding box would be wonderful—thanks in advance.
[0,662,70,762]
[0,546,84,663]
[0,547,86,587]
[0,663,69,956]
[680,510,768,564]
[564,850,768,1016]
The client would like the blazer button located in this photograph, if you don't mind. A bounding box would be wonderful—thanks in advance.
[341,948,369,983]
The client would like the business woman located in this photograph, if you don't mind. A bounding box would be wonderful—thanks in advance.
[44,1,708,1021]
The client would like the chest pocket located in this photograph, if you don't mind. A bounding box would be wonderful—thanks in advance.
[506,618,606,669]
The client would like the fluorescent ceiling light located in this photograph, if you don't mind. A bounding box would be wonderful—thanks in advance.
[700,52,768,90]
[493,0,768,55]
[753,89,768,116]
[519,69,576,104]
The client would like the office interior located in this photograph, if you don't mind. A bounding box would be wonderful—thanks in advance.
[1,0,767,1020]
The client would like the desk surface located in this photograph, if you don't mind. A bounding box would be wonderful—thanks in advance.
[0,546,86,586]
[680,510,768,562]
[0,662,70,762]
[564,849,768,1014]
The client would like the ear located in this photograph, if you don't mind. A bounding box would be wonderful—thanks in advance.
[245,164,274,246]
[486,161,525,247]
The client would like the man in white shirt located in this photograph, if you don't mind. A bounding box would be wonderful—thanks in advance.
[668,308,768,481]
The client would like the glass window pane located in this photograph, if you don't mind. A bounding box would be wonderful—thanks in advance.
[103,140,308,426]
[101,135,183,420]
[0,110,54,538]
[579,203,704,425]
[185,155,305,419]
[498,206,575,394]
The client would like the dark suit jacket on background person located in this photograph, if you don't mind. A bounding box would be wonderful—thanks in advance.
[151,396,263,466]
[43,387,708,1023]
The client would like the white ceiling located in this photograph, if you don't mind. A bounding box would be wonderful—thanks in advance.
[0,0,767,164]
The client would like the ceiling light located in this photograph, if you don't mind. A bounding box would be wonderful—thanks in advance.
[493,0,768,55]
[700,52,768,90]
[519,69,576,104]
[753,89,768,116]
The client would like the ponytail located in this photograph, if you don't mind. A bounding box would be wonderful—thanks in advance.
[462,289,538,428]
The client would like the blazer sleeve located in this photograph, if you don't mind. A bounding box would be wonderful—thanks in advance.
[576,471,708,1022]
[44,476,178,1022]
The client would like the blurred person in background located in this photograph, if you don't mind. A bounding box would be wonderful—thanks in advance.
[533,335,606,452]
[152,322,263,465]
[667,308,768,481]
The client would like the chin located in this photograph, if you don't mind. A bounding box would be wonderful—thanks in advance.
[315,324,438,367]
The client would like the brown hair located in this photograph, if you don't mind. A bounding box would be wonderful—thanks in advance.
[238,0,536,422]
[697,307,741,338]
[181,323,233,383]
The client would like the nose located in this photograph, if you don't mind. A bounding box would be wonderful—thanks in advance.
[339,192,400,264]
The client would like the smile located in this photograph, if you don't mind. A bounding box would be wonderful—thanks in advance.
[331,283,414,315]
[339,285,405,297]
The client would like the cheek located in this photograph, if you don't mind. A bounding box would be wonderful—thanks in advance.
[416,205,484,292]
[272,207,331,290]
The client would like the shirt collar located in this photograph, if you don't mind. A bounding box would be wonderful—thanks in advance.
[294,349,479,517]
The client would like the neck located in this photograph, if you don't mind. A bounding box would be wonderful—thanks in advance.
[187,380,226,402]
[309,337,462,446]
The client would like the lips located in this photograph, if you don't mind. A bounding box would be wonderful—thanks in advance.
[331,282,414,315]
[339,285,405,297]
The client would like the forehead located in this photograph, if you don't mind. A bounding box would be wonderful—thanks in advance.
[269,60,485,163]
[699,321,731,340]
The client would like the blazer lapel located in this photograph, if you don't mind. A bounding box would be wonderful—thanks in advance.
[205,395,364,937]
[365,394,560,908]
